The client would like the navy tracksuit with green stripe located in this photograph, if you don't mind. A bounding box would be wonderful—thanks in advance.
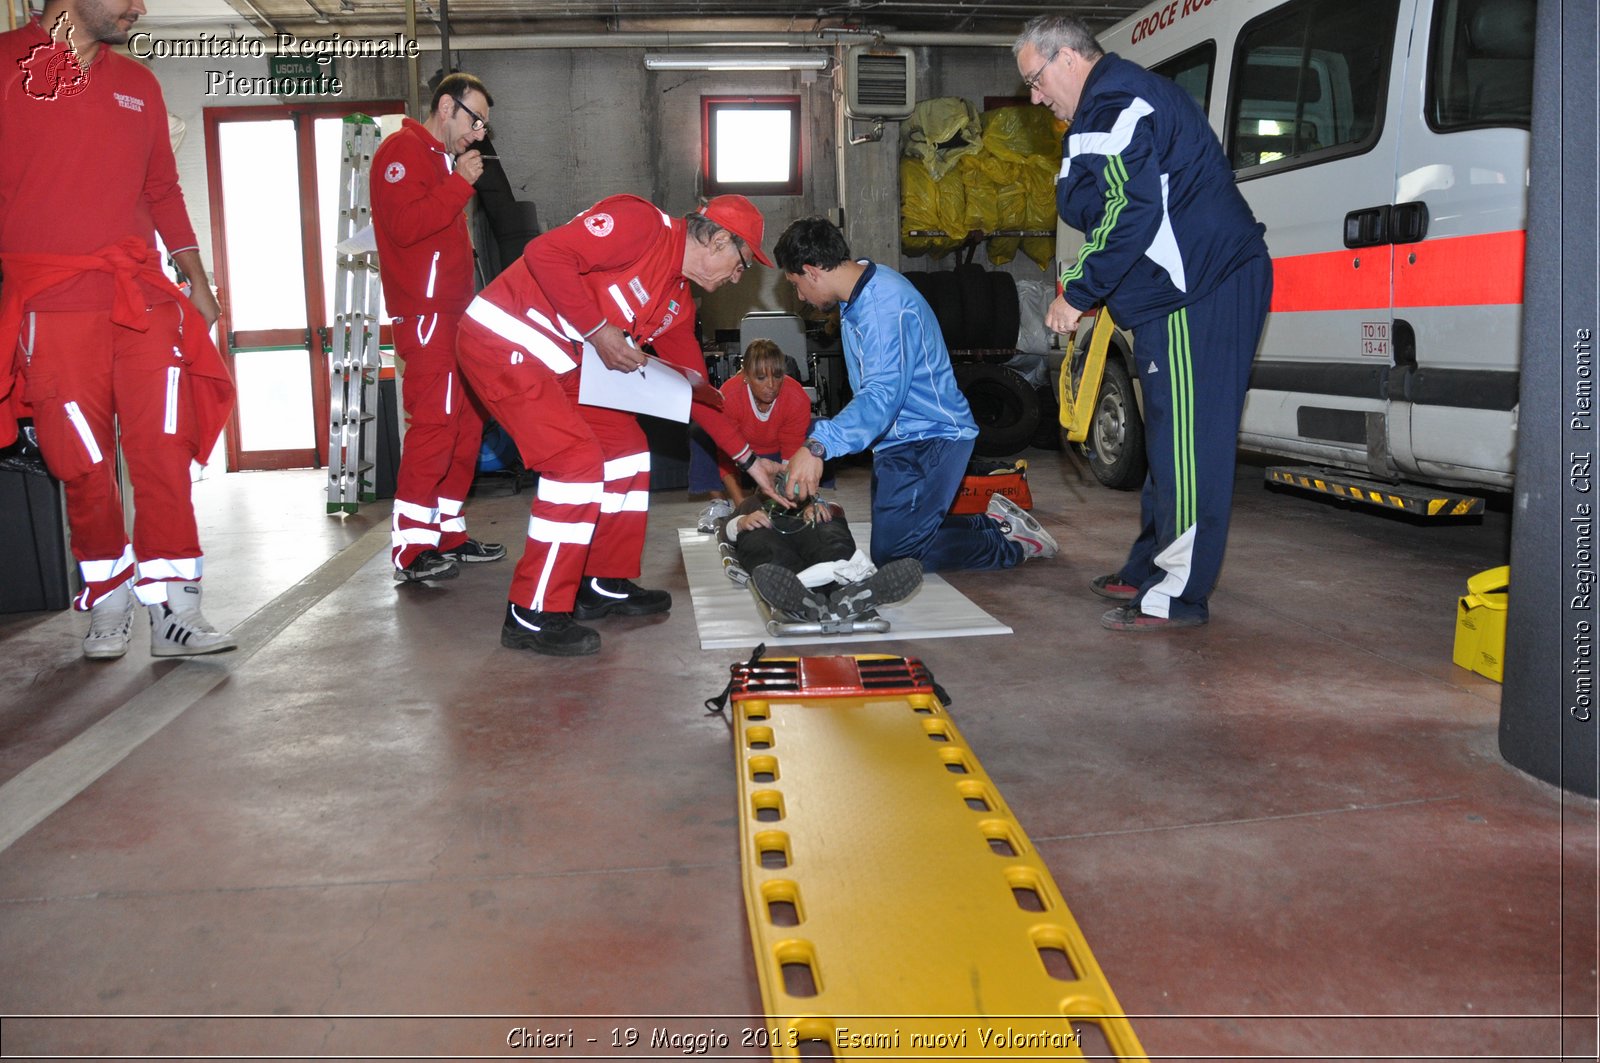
[1057,53,1272,623]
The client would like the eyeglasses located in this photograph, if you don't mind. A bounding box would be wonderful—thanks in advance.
[453,96,490,136]
[1022,49,1061,90]
[732,242,751,275]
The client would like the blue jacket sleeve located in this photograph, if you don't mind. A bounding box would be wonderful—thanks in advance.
[1060,97,1166,312]
[809,299,918,456]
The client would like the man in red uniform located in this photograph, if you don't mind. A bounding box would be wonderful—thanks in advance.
[456,194,782,656]
[1,0,237,660]
[370,72,504,583]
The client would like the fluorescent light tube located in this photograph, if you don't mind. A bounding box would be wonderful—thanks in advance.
[644,52,828,71]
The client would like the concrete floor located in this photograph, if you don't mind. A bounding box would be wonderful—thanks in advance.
[0,450,1594,1061]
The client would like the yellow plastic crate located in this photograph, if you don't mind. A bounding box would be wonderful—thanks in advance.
[1453,565,1508,682]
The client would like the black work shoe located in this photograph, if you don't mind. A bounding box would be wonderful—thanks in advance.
[442,537,507,563]
[1090,573,1139,601]
[500,603,601,656]
[1100,604,1206,632]
[829,557,924,619]
[572,576,672,619]
[751,564,830,621]
[395,549,459,582]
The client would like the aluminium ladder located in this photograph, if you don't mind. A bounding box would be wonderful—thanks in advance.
[325,114,383,514]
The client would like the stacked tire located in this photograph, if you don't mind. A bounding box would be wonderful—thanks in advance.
[902,266,1021,351]
[904,266,1040,457]
[953,361,1038,457]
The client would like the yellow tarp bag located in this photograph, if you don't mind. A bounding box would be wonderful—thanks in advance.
[901,97,984,181]
[932,168,968,250]
[982,107,1062,270]
[1021,159,1058,268]
[981,104,1061,164]
[954,153,1001,237]
[1022,160,1057,228]
[899,157,946,256]
[988,177,1027,264]
[1022,234,1055,270]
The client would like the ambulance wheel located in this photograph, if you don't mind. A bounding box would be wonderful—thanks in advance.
[956,362,1038,457]
[1072,355,1146,489]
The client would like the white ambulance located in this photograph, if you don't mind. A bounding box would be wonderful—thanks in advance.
[1061,0,1534,502]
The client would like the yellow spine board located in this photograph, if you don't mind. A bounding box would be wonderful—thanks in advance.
[733,657,1148,1061]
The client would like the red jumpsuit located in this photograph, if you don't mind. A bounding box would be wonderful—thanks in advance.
[715,374,812,482]
[456,194,757,612]
[369,117,486,569]
[0,21,234,609]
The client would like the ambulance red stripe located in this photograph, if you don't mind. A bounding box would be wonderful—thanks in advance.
[1270,229,1526,312]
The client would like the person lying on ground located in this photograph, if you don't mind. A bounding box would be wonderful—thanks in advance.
[713,490,923,622]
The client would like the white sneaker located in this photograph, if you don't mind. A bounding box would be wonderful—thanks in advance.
[83,582,135,660]
[696,498,734,533]
[986,493,1059,559]
[148,580,238,657]
[828,557,924,618]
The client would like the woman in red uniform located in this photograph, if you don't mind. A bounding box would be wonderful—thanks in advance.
[692,339,812,503]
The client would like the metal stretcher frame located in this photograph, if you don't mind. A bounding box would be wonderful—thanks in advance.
[681,527,1011,650]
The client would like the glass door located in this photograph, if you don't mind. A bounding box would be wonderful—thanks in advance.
[204,101,403,471]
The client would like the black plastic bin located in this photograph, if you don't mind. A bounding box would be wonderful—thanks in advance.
[0,467,72,613]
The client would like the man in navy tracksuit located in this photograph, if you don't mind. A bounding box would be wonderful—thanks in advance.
[1016,14,1272,631]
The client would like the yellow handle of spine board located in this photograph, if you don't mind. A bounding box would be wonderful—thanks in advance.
[1058,308,1117,443]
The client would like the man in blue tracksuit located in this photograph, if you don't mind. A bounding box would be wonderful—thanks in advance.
[1016,14,1272,631]
[773,217,1057,571]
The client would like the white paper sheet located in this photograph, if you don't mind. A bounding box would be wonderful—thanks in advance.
[335,223,378,255]
[678,526,1013,650]
[577,342,692,422]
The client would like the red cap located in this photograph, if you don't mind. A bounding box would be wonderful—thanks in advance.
[699,194,773,267]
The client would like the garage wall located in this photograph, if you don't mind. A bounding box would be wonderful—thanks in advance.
[147,40,1050,334]
[463,48,658,230]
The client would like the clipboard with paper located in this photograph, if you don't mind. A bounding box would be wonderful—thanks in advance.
[577,341,722,422]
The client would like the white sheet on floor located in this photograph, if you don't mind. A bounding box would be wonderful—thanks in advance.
[678,525,1013,650]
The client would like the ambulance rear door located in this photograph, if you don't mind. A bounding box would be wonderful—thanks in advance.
[1386,0,1531,490]
[1227,0,1418,481]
